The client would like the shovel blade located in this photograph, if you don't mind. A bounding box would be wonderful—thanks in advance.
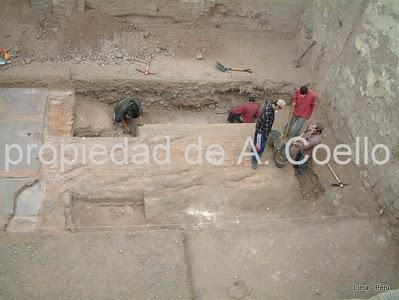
[216,61,227,72]
[292,59,301,68]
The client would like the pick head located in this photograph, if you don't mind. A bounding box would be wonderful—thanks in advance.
[332,182,350,188]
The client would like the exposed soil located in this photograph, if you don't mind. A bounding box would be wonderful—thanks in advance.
[296,163,325,200]
[1,1,398,299]
[72,86,291,137]
[1,0,307,86]
[70,200,145,231]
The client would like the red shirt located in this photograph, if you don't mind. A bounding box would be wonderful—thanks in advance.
[293,88,316,119]
[230,102,260,123]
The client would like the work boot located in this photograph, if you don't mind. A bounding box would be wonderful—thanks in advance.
[251,159,258,170]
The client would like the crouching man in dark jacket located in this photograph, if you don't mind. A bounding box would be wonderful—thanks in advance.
[113,98,144,133]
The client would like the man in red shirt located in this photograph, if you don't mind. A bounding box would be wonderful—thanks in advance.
[227,94,260,123]
[287,86,316,138]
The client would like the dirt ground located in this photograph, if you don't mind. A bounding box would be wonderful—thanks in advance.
[0,1,307,84]
[1,2,268,63]
[0,1,398,299]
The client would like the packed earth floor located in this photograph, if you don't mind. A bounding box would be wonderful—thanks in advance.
[0,1,398,299]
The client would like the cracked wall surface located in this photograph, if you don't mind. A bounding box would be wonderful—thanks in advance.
[300,0,399,219]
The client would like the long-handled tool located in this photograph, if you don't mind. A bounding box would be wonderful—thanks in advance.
[136,54,155,75]
[283,104,294,138]
[216,61,252,73]
[326,162,350,188]
[134,57,147,64]
[0,57,11,66]
[292,40,317,68]
[0,47,12,61]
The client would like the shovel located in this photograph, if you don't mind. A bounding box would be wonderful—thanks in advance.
[216,61,252,73]
[292,40,317,68]
[283,104,294,138]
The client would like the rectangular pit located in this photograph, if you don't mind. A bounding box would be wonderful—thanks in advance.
[72,82,292,137]
[65,193,145,231]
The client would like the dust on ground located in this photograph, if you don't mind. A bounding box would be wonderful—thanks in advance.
[1,1,398,299]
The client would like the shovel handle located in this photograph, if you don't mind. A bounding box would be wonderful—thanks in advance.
[298,40,317,61]
[145,55,152,72]
[230,68,252,73]
[283,105,295,137]
[134,58,147,64]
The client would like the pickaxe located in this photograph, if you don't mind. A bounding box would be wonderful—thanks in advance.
[326,162,350,188]
[136,55,155,75]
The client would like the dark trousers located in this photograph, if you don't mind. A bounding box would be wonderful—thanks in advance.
[227,112,243,123]
[113,112,122,123]
[252,130,268,163]
[294,150,306,173]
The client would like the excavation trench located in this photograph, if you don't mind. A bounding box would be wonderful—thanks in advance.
[72,82,292,137]
[68,81,323,215]
[65,191,146,231]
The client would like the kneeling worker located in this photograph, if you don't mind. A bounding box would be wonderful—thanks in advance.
[292,122,323,175]
[228,94,259,123]
[113,98,144,133]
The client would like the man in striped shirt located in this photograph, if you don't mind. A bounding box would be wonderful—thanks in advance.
[293,123,324,175]
[252,99,286,169]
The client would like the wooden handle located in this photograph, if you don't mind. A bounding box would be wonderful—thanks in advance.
[327,163,341,184]
[145,55,152,72]
[298,40,317,60]
[283,105,294,137]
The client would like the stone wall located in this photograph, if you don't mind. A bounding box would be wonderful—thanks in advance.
[299,0,399,219]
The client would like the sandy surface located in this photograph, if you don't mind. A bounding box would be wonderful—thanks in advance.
[0,1,398,299]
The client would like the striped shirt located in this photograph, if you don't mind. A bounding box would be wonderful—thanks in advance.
[256,101,275,135]
[298,132,322,155]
